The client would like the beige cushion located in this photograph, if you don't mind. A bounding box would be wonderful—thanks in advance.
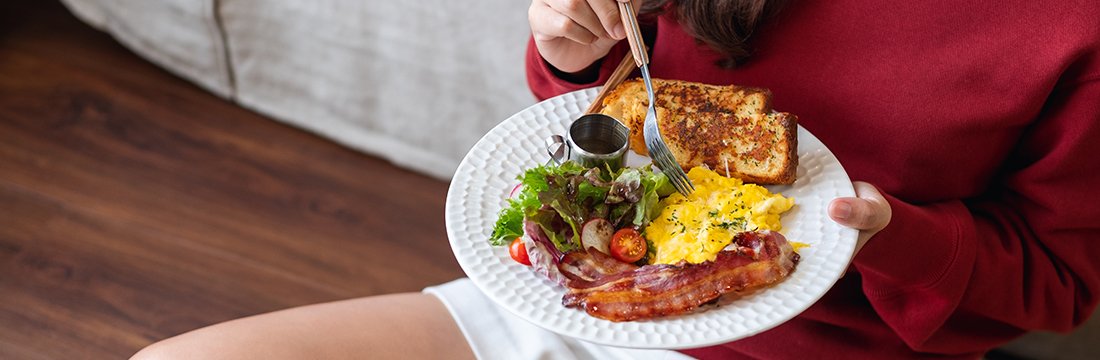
[218,0,535,179]
[61,0,534,180]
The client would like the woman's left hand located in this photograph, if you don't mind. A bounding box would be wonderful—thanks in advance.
[828,181,892,255]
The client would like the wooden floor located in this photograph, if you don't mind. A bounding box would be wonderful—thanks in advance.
[0,1,465,358]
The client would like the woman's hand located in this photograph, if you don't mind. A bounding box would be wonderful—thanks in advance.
[828,181,892,255]
[528,0,638,74]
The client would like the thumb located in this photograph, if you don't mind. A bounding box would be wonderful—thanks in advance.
[828,182,892,253]
[828,197,881,230]
[828,182,890,230]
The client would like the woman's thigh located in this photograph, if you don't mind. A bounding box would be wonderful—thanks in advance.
[131,293,474,360]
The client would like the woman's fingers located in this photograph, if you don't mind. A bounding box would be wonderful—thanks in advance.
[530,2,598,44]
[828,181,892,253]
[589,0,626,39]
[545,0,611,41]
[829,198,882,231]
[529,0,627,73]
[531,0,627,43]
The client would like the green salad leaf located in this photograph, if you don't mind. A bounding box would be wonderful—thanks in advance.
[489,161,670,253]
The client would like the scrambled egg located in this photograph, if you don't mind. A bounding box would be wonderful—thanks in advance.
[646,167,794,265]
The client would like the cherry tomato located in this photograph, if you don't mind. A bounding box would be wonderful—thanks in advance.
[610,228,646,263]
[509,237,531,266]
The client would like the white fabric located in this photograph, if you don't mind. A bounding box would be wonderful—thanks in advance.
[424,278,696,360]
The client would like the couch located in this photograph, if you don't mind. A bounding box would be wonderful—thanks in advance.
[58,1,1097,358]
[60,0,535,180]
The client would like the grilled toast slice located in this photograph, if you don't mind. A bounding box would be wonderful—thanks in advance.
[598,78,798,185]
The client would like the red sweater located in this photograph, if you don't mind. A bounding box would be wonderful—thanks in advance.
[526,1,1100,358]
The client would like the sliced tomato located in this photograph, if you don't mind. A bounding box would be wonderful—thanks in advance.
[509,237,531,266]
[610,228,646,263]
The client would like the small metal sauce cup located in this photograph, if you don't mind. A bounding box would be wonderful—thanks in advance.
[546,114,630,171]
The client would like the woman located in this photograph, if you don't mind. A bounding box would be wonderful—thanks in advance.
[135,0,1100,358]
[528,1,1100,356]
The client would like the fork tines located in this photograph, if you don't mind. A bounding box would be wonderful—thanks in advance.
[643,115,694,195]
[647,138,694,195]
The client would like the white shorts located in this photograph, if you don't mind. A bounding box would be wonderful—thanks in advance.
[424,278,696,360]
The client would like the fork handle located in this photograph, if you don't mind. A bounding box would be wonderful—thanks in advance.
[618,0,649,67]
[585,53,636,114]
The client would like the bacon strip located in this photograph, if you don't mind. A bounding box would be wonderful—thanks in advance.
[560,231,799,322]
[559,248,639,282]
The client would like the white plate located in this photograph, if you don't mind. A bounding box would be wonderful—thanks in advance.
[444,87,858,349]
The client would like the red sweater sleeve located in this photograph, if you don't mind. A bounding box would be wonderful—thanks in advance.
[524,37,630,101]
[854,77,1100,353]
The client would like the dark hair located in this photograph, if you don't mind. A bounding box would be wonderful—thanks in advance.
[642,0,788,68]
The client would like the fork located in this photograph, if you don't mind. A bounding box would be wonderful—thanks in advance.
[618,0,695,196]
